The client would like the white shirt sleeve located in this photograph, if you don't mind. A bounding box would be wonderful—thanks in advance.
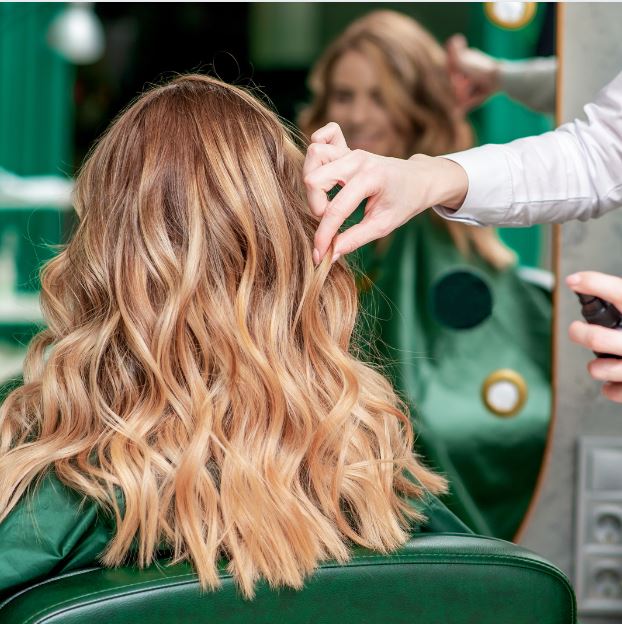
[499,57,557,114]
[434,70,622,227]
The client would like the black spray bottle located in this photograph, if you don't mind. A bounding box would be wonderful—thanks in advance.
[577,293,622,359]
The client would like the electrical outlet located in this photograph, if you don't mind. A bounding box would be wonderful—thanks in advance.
[576,437,622,616]
[584,557,622,606]
[589,504,622,546]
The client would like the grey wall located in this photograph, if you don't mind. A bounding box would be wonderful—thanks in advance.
[519,4,622,623]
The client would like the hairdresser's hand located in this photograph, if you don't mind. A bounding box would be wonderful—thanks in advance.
[446,34,500,112]
[304,122,468,263]
[567,271,622,403]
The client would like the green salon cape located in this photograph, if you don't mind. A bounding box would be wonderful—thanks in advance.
[0,470,469,601]
[352,212,552,541]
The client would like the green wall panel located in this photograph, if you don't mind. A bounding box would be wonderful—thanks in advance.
[0,2,74,351]
[0,3,74,175]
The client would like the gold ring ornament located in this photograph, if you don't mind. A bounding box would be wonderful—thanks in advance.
[481,368,528,417]
[485,2,537,30]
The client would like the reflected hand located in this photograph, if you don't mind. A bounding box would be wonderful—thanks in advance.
[446,34,500,112]
[566,271,622,403]
[304,122,468,263]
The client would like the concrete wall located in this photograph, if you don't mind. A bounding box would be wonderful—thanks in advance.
[519,4,622,622]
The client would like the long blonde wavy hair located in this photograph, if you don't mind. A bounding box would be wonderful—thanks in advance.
[299,10,515,269]
[0,74,446,598]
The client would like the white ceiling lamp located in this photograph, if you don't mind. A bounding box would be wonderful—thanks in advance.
[47,2,105,65]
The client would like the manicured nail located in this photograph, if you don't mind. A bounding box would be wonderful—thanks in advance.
[313,249,320,265]
[331,252,341,263]
[566,273,581,286]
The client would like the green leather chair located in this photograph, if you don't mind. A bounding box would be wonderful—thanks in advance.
[0,532,576,624]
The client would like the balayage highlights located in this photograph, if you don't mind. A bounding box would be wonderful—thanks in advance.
[0,74,445,598]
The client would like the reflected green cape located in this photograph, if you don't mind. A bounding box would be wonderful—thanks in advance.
[352,212,551,540]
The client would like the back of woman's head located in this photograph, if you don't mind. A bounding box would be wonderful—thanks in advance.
[0,74,445,598]
[299,10,471,156]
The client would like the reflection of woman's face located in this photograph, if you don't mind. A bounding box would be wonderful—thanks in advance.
[326,49,407,158]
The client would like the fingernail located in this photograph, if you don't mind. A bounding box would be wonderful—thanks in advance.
[566,273,581,286]
[313,249,320,265]
[331,252,341,264]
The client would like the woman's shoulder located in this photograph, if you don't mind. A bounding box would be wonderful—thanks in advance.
[0,471,113,600]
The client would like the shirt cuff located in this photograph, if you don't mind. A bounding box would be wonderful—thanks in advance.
[432,145,514,226]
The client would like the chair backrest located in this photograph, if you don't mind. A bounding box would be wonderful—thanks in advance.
[0,533,576,624]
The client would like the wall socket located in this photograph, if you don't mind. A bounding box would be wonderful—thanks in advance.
[576,437,622,615]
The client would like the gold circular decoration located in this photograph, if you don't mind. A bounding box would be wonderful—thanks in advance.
[481,368,528,417]
[485,2,537,30]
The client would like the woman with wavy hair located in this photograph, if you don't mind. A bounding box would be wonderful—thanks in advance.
[298,10,552,541]
[298,9,515,268]
[0,74,449,600]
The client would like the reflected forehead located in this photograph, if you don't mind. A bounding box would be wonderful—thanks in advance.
[330,49,380,91]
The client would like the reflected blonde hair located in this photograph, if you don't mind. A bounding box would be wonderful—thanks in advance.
[299,10,515,270]
[0,75,445,598]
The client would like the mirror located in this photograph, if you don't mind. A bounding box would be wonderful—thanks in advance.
[295,2,558,541]
[0,2,557,544]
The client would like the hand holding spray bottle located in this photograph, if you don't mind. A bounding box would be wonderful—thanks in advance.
[577,293,622,360]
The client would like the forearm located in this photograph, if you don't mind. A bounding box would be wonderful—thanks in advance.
[435,70,622,227]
